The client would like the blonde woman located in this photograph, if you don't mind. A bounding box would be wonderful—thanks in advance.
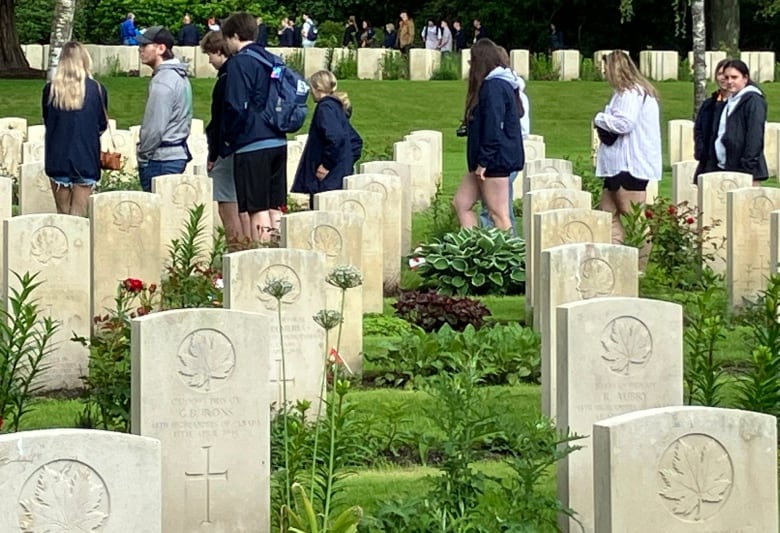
[42,41,107,216]
[594,51,661,250]
[291,70,356,208]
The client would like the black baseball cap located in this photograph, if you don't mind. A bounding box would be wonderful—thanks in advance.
[136,26,175,49]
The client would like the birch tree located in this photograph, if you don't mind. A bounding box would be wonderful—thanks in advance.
[47,0,77,81]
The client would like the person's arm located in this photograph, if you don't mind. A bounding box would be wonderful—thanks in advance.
[593,90,642,134]
[97,83,108,134]
[693,98,712,161]
[739,96,768,176]
[220,58,251,149]
[137,82,176,164]
[41,85,49,124]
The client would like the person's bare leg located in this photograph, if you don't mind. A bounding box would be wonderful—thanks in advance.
[50,181,72,215]
[599,188,623,244]
[268,208,282,232]
[218,202,244,249]
[480,176,511,230]
[452,172,481,228]
[69,184,92,217]
[615,188,651,270]
[239,213,251,241]
[250,210,273,242]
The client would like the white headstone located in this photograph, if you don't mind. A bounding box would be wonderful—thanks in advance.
[101,129,136,171]
[740,51,775,83]
[0,129,24,177]
[557,297,684,533]
[0,429,162,533]
[286,140,304,194]
[552,49,580,80]
[26,125,45,144]
[771,210,780,274]
[726,187,780,309]
[223,248,326,408]
[357,48,386,80]
[281,211,364,374]
[593,406,778,533]
[19,162,56,214]
[193,49,217,78]
[764,122,780,177]
[0,176,11,296]
[460,48,470,79]
[315,190,383,313]
[408,49,441,80]
[539,243,638,418]
[522,173,581,199]
[697,171,753,274]
[359,162,412,253]
[668,119,695,165]
[131,308,269,533]
[524,139,546,162]
[671,160,698,211]
[303,47,328,79]
[640,50,679,80]
[21,141,44,164]
[4,214,90,391]
[394,140,434,211]
[686,50,728,81]
[407,129,443,186]
[510,49,530,79]
[523,158,574,194]
[172,46,196,76]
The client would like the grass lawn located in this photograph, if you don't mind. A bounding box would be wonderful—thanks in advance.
[3,77,778,524]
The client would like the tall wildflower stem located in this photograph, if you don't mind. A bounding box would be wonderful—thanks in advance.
[276,299,291,510]
[309,327,330,502]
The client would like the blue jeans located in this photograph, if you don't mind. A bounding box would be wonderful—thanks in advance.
[138,160,187,192]
[480,170,518,236]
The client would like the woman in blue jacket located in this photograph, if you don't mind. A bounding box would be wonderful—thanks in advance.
[291,70,357,208]
[42,41,107,217]
[453,38,524,231]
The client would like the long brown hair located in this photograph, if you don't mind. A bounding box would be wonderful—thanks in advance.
[464,38,506,121]
[603,50,658,99]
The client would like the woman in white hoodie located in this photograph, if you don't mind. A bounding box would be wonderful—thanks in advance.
[711,59,768,185]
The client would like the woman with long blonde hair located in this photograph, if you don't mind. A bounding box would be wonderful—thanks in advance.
[452,38,524,231]
[594,51,661,256]
[42,41,107,216]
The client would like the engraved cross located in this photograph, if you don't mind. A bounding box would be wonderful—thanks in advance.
[185,446,228,524]
[270,358,295,406]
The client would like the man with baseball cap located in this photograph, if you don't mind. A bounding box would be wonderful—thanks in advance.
[136,26,193,192]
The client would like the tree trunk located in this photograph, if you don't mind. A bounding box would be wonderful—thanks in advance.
[47,0,77,81]
[710,0,739,56]
[0,0,32,75]
[692,0,707,118]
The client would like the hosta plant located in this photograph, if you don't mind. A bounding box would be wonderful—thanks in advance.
[414,227,525,296]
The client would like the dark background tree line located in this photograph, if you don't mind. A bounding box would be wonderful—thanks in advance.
[10,0,780,56]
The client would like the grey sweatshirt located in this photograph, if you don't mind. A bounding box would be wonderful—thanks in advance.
[137,59,192,165]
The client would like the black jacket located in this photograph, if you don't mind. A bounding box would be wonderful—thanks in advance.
[454,29,466,51]
[466,77,524,176]
[220,44,285,156]
[291,95,355,196]
[693,91,725,179]
[256,23,268,46]
[42,78,107,181]
[279,27,294,47]
[342,24,358,47]
[205,60,228,163]
[178,23,201,46]
[710,88,768,180]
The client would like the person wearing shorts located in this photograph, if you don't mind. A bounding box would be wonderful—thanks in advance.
[594,51,661,262]
[201,30,249,248]
[43,42,107,217]
[221,12,287,243]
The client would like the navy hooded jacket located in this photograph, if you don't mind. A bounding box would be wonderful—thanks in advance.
[466,68,524,176]
[42,78,108,182]
[220,43,285,157]
[291,95,355,195]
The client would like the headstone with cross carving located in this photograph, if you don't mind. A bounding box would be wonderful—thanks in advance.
[358,162,412,254]
[90,192,162,326]
[539,243,638,420]
[3,214,90,391]
[131,308,270,532]
[697,171,753,274]
[223,248,326,410]
[726,188,780,310]
[393,139,434,212]
[281,211,363,375]
[556,297,683,533]
[0,428,162,533]
[151,174,213,266]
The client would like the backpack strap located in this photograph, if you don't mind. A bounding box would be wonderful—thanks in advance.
[241,47,281,69]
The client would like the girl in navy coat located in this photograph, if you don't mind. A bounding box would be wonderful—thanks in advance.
[452,38,524,231]
[42,41,107,217]
[291,70,357,207]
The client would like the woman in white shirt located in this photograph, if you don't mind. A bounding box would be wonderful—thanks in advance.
[594,51,662,254]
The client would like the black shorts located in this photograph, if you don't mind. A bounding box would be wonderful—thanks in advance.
[603,171,648,192]
[234,145,287,214]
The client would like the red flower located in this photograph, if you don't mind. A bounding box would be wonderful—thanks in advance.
[686,216,695,225]
[0,416,3,431]
[328,347,345,365]
[137,306,149,316]
[645,209,654,219]
[279,204,289,214]
[148,283,157,294]
[123,278,144,293]
[668,205,677,215]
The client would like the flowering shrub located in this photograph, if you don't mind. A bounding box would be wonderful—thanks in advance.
[393,290,491,332]
[623,198,723,290]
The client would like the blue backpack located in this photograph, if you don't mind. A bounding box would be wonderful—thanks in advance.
[241,48,310,134]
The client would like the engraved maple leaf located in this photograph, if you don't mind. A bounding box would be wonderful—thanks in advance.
[659,439,732,521]
[19,463,108,532]
[177,332,235,391]
[600,318,652,375]
[30,229,67,264]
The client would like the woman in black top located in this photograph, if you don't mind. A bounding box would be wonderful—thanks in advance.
[42,41,107,217]
[383,23,397,49]
[342,16,358,48]
[693,58,728,182]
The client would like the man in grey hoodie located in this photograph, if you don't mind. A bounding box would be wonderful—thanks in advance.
[136,26,193,192]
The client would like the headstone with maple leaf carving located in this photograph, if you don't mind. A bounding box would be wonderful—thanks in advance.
[0,428,161,532]
[593,406,777,533]
[131,308,270,532]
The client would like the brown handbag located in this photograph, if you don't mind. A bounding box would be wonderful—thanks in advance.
[98,85,122,171]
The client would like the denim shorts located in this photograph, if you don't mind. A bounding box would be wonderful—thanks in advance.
[50,175,98,188]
